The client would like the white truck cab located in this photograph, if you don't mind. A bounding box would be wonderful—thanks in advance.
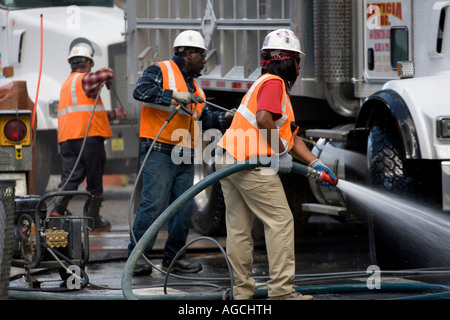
[0,1,138,194]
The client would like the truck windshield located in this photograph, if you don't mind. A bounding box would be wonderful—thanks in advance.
[1,0,114,8]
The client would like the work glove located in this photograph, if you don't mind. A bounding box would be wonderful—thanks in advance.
[115,107,129,120]
[225,108,237,122]
[172,91,196,105]
[107,108,128,121]
[192,95,205,104]
[276,150,293,174]
[309,159,337,190]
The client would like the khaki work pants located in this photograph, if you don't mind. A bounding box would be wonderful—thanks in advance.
[216,153,296,299]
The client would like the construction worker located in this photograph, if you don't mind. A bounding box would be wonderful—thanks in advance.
[129,30,234,275]
[215,29,336,300]
[52,37,126,232]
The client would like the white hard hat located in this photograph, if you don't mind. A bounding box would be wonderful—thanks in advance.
[261,29,305,57]
[68,37,95,62]
[173,30,208,52]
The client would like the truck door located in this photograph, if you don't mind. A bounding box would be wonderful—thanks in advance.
[364,0,413,81]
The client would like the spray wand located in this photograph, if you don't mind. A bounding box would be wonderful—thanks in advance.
[205,99,337,186]
[306,166,339,186]
[204,100,232,112]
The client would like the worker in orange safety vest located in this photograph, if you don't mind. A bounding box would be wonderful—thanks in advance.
[52,37,127,232]
[129,30,235,275]
[216,29,336,300]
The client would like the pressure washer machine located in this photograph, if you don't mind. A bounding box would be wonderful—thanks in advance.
[11,191,92,283]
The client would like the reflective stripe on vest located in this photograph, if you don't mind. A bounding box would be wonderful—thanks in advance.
[139,60,206,148]
[58,72,112,143]
[218,74,296,161]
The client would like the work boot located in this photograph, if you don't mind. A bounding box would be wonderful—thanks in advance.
[269,291,313,300]
[133,255,153,276]
[162,257,203,273]
[85,195,111,232]
[50,195,73,216]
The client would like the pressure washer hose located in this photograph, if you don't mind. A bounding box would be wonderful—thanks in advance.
[8,157,450,300]
[32,14,43,132]
[122,159,330,300]
[119,159,450,300]
[9,275,450,300]
[10,97,450,300]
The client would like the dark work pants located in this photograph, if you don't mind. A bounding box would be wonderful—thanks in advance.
[128,146,194,262]
[59,136,106,196]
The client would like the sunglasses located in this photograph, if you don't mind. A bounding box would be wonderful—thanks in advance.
[189,50,207,59]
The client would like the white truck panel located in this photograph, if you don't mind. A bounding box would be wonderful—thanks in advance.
[383,71,450,160]
[1,6,125,130]
[1,3,138,194]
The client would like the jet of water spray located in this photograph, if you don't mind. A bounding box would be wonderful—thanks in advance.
[337,180,450,268]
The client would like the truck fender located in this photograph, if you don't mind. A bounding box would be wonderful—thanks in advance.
[355,89,421,160]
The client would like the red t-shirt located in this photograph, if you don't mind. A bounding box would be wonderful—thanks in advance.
[256,79,284,120]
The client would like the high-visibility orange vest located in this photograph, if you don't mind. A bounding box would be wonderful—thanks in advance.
[58,72,112,143]
[218,73,297,161]
[139,60,206,149]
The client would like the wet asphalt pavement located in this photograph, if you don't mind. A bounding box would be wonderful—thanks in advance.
[7,177,450,306]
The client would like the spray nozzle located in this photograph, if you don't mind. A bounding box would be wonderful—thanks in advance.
[307,167,338,187]
[318,171,338,187]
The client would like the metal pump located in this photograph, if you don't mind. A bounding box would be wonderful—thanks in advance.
[12,191,93,284]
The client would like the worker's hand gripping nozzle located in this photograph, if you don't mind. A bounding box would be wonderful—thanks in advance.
[318,170,339,187]
[307,167,338,187]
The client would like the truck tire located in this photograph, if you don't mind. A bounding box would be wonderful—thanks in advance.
[367,120,416,268]
[367,122,414,193]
